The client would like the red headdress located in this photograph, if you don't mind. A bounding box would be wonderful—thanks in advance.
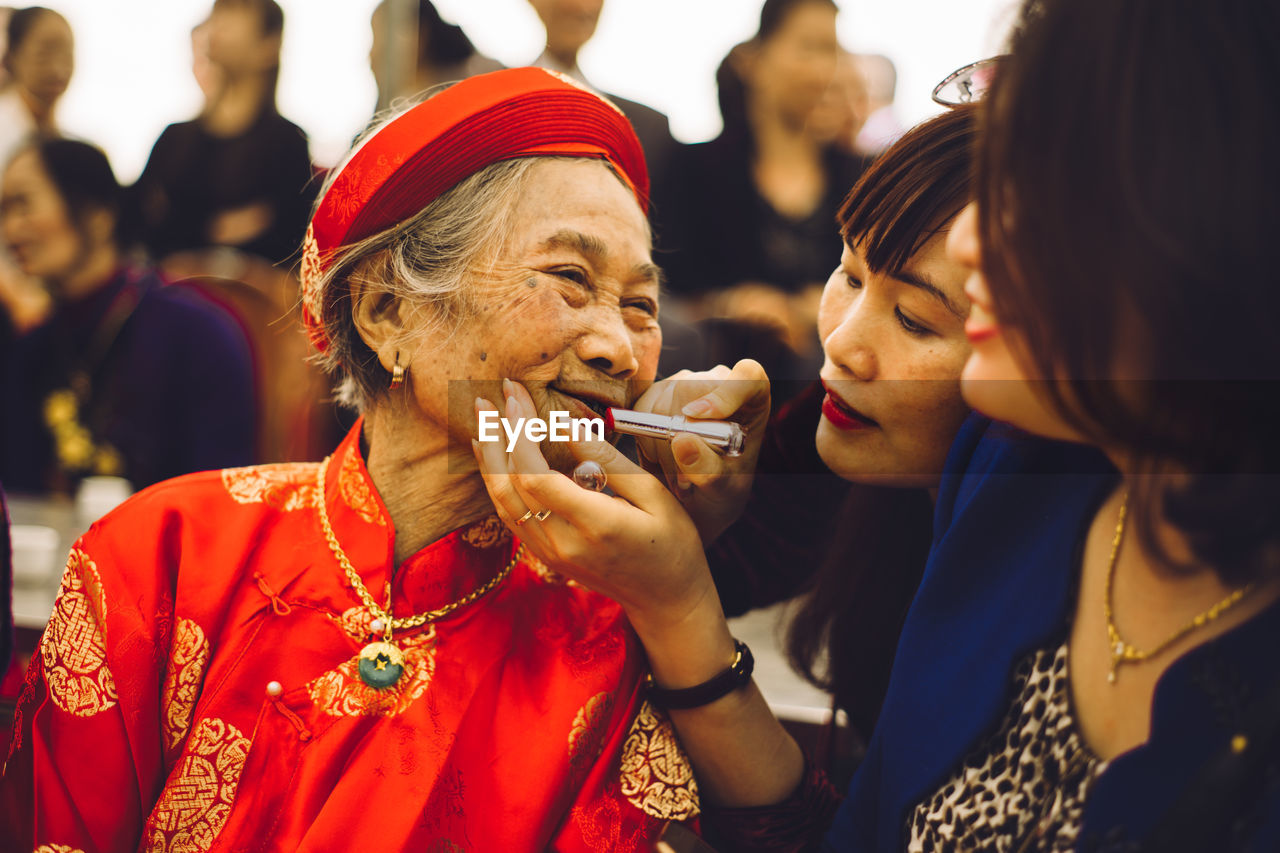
[300,66,649,353]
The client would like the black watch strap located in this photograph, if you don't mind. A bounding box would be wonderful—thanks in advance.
[645,639,754,710]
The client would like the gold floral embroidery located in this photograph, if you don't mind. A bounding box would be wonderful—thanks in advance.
[35,845,86,852]
[221,462,320,511]
[619,701,700,821]
[332,606,377,644]
[42,549,117,717]
[162,619,210,753]
[338,442,385,526]
[144,717,250,853]
[569,692,614,776]
[307,627,437,716]
[459,514,510,550]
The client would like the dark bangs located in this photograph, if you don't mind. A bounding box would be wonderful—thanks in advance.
[838,105,977,273]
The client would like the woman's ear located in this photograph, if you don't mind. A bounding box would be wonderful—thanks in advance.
[351,273,408,373]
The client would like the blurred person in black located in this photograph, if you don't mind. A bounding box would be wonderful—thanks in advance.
[1,138,255,493]
[526,0,675,194]
[130,0,314,267]
[654,0,865,393]
[369,0,502,108]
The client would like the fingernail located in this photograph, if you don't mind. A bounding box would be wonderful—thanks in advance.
[502,378,515,399]
[683,399,712,417]
[475,396,487,411]
[506,395,520,420]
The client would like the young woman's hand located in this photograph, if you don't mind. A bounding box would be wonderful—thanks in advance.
[631,359,771,545]
[471,380,722,635]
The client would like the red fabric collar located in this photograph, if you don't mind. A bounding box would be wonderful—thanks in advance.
[301,67,648,352]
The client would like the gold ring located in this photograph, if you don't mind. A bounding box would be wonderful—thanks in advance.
[515,509,535,526]
[534,509,552,521]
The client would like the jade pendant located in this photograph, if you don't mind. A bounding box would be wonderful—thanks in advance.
[357,641,405,689]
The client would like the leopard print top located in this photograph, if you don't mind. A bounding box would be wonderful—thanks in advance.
[906,643,1108,852]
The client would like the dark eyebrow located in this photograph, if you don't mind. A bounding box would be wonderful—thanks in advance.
[891,268,966,319]
[543,228,663,286]
[633,262,665,287]
[542,229,609,260]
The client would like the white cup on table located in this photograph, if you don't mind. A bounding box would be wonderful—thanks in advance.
[10,524,61,586]
[75,476,133,525]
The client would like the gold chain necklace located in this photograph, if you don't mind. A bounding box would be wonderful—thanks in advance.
[1103,492,1254,684]
[314,455,522,688]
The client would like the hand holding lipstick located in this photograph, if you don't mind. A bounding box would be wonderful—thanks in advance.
[632,359,770,545]
[471,380,722,631]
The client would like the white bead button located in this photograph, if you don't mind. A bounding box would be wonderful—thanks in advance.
[370,618,385,634]
[266,680,283,697]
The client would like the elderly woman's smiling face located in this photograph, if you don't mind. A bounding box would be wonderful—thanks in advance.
[399,158,661,470]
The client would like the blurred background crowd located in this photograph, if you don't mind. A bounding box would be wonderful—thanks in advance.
[0,0,1015,493]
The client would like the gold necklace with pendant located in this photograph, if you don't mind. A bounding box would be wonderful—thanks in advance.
[1102,492,1254,684]
[315,456,523,690]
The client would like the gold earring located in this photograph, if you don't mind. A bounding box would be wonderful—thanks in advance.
[389,352,406,390]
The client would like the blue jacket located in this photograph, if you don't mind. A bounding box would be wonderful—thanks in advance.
[825,415,1280,851]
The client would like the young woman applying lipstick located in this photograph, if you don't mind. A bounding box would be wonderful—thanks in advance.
[474,103,980,843]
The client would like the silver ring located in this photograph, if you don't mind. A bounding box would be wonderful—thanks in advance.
[515,509,535,526]
[534,509,553,521]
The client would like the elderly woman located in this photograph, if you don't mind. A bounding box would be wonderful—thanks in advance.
[0,69,700,851]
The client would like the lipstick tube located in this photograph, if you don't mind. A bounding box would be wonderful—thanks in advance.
[605,408,746,457]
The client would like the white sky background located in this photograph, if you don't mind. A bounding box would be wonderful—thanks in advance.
[42,0,1020,183]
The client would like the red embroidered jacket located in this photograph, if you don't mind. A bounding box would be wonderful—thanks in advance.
[1,423,699,851]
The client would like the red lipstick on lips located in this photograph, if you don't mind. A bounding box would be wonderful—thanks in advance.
[964,319,999,344]
[820,383,878,431]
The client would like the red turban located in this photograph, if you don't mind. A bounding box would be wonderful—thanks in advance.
[300,66,650,353]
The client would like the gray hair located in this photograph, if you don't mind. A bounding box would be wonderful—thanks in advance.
[310,154,545,411]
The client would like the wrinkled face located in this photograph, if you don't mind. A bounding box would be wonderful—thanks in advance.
[749,1,839,125]
[403,158,661,471]
[0,149,84,284]
[6,11,73,106]
[815,231,972,487]
[948,202,1080,441]
[529,0,604,60]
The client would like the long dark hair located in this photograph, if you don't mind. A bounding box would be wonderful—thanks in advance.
[787,106,978,740]
[978,0,1280,585]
